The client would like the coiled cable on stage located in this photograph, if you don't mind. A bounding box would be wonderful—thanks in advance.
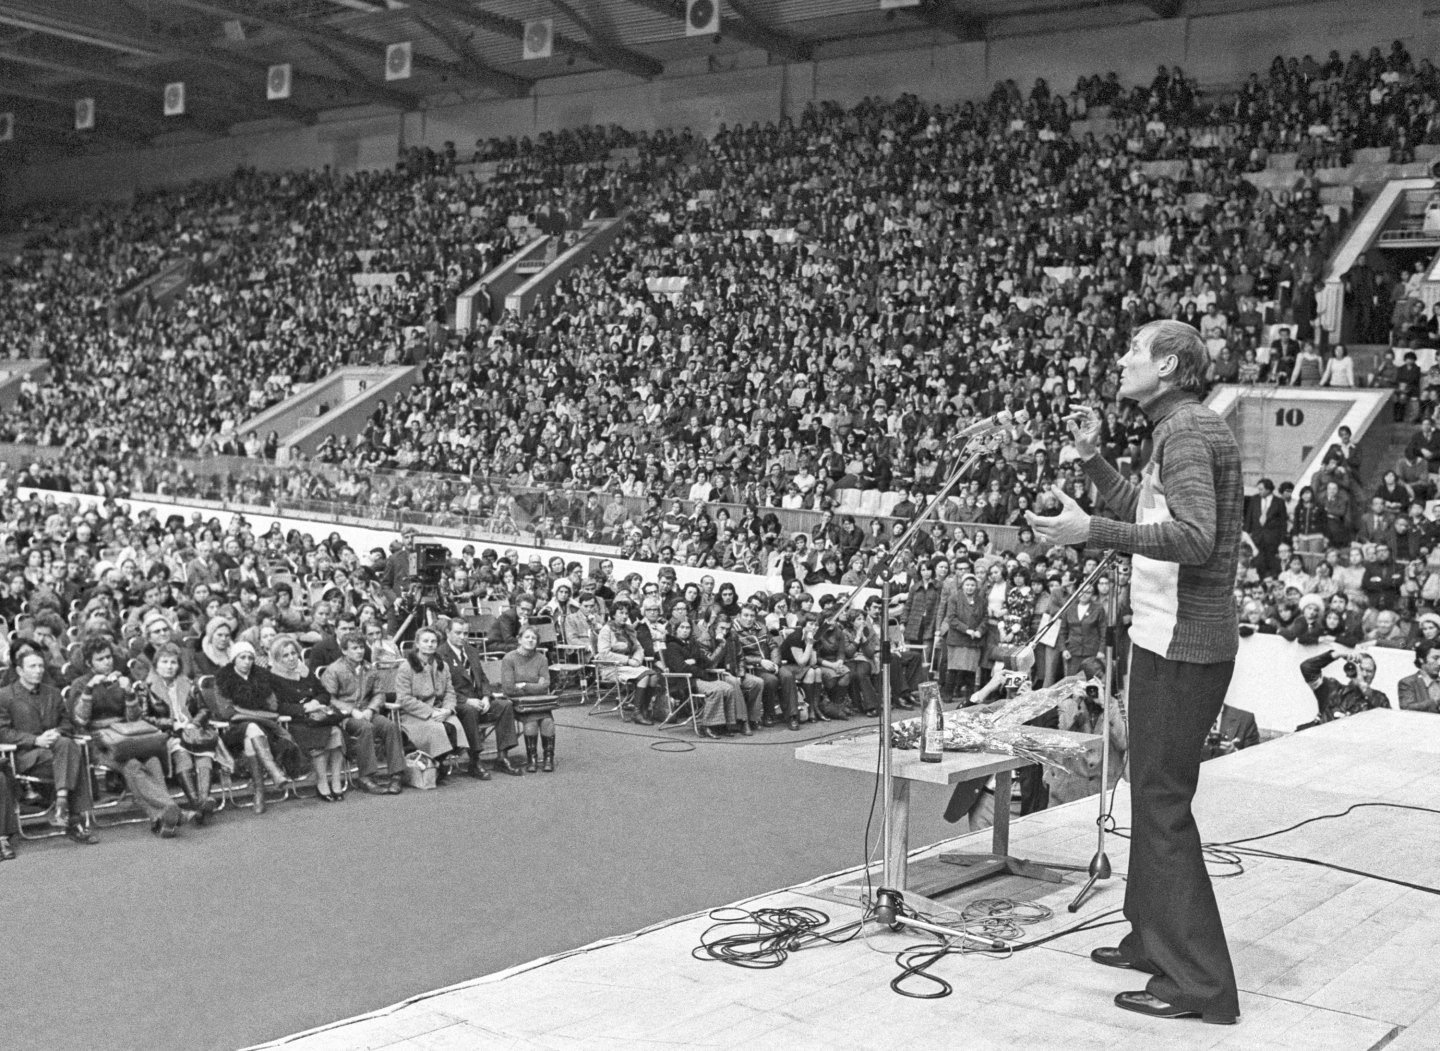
[692,906,867,969]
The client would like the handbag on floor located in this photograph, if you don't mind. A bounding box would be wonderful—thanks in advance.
[404,750,438,790]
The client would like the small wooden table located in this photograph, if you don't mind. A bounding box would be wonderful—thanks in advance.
[797,727,1100,899]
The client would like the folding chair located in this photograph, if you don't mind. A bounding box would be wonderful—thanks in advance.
[1,734,95,840]
[659,672,701,734]
[533,622,588,706]
[590,657,640,717]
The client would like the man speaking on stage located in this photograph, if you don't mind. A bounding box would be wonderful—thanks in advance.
[1027,319,1243,1026]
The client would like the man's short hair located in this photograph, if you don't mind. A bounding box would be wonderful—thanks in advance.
[1138,319,1208,394]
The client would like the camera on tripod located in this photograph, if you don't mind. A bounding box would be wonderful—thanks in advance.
[402,542,453,612]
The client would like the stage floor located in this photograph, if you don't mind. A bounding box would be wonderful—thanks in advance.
[253,711,1440,1051]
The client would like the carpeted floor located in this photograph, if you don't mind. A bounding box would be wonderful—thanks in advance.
[0,710,963,1051]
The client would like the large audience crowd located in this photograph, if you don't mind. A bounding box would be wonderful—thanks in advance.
[6,42,1440,859]
[6,47,1433,541]
[0,489,1131,859]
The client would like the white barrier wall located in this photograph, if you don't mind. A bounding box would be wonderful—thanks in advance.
[1229,634,1415,734]
[28,490,871,608]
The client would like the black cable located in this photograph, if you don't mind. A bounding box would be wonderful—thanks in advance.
[693,906,866,969]
[1217,801,1440,848]
[860,716,884,906]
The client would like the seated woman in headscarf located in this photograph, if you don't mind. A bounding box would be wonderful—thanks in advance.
[267,635,347,802]
[211,639,294,814]
[191,615,237,678]
[71,635,183,837]
[236,621,279,670]
[394,625,468,785]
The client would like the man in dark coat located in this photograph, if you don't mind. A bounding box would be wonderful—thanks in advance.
[1242,478,1287,579]
[0,646,97,843]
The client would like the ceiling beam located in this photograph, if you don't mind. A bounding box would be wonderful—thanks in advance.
[0,48,284,123]
[540,0,665,78]
[624,0,812,64]
[162,0,531,99]
[408,7,538,90]
[910,0,986,42]
[1137,0,1183,16]
[0,5,161,57]
[0,78,225,139]
[412,0,662,80]
[0,4,322,121]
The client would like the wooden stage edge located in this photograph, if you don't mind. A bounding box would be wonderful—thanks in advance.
[251,711,1440,1051]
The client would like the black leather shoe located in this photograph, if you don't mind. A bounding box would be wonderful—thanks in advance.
[698,726,721,739]
[467,762,492,781]
[357,776,388,794]
[386,777,404,794]
[66,825,99,845]
[760,716,775,727]
[788,717,801,731]
[1091,947,1137,970]
[496,759,524,777]
[1114,991,1237,1025]
[0,836,14,861]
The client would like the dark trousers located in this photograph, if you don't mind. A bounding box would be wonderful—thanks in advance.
[454,696,519,754]
[107,757,174,821]
[764,667,798,718]
[27,737,93,819]
[0,768,18,836]
[343,714,406,779]
[1119,646,1239,1018]
[847,659,878,712]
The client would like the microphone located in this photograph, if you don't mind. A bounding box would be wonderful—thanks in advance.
[956,408,1029,439]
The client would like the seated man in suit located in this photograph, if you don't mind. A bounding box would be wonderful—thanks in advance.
[0,644,98,843]
[437,616,524,776]
[485,596,534,654]
[1397,639,1440,713]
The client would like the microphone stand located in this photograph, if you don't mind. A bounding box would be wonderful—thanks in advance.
[822,425,1021,950]
[1019,550,1123,911]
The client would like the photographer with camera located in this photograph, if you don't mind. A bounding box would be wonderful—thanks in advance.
[1300,647,1391,724]
[1049,656,1130,806]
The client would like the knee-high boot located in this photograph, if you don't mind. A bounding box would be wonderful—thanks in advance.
[628,685,654,725]
[802,681,824,722]
[252,736,290,791]
[193,763,217,825]
[178,768,201,812]
[541,736,555,773]
[524,734,539,773]
[246,755,267,815]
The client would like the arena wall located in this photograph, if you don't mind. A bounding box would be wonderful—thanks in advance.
[3,0,1434,206]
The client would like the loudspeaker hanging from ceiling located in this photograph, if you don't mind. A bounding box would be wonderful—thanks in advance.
[686,0,720,37]
[386,41,413,81]
[267,63,292,100]
[522,18,554,60]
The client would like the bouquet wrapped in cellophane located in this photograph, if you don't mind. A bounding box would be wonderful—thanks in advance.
[890,676,1090,771]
